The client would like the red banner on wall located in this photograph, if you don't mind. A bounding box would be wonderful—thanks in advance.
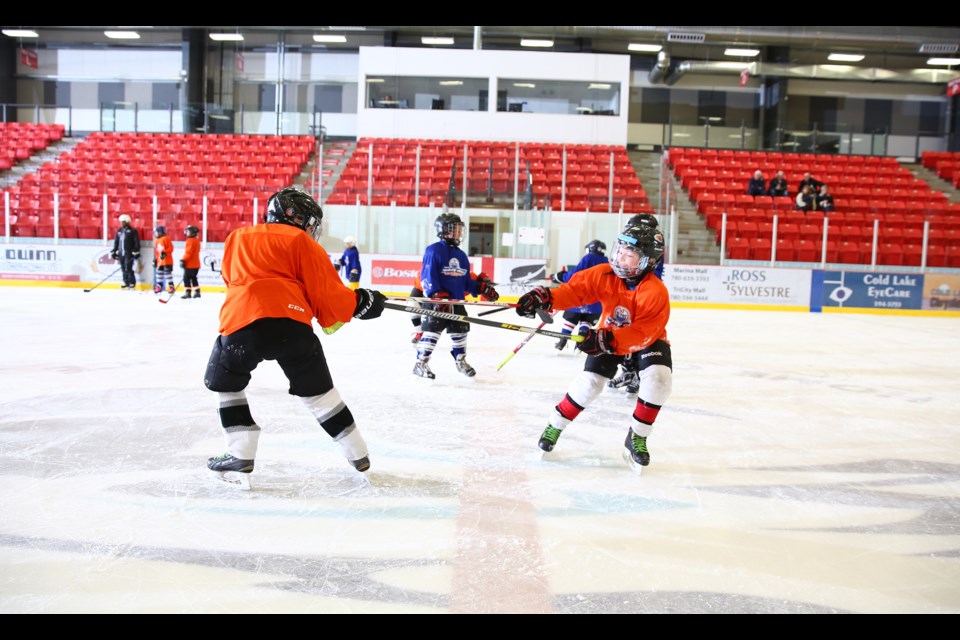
[235,52,244,72]
[370,260,422,286]
[948,76,960,98]
[740,68,749,87]
[19,48,38,69]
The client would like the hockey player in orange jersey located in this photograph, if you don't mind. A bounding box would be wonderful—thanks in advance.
[153,225,175,294]
[203,187,387,489]
[179,225,202,299]
[516,224,672,470]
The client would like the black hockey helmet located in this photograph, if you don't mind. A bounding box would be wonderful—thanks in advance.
[185,225,199,238]
[266,187,323,240]
[609,224,664,282]
[585,239,606,254]
[154,225,166,237]
[435,213,465,246]
[625,213,659,229]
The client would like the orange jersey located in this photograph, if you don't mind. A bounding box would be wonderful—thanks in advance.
[218,223,357,335]
[154,236,174,267]
[182,237,201,269]
[548,263,669,355]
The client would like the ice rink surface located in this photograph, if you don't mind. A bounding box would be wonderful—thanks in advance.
[1,285,959,613]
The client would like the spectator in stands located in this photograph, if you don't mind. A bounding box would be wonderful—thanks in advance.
[768,170,788,197]
[795,184,817,212]
[111,214,141,289]
[747,170,767,196]
[798,172,824,195]
[817,184,835,212]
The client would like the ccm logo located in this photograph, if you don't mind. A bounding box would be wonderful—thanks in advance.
[288,304,305,312]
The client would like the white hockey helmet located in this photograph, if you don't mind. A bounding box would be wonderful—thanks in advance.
[118,214,132,224]
[344,235,356,246]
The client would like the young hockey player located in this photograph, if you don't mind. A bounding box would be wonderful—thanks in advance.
[153,225,175,294]
[516,224,672,470]
[180,225,201,299]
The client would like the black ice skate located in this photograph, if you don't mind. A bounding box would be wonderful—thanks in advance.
[623,430,650,470]
[608,369,638,390]
[192,290,201,298]
[207,452,254,490]
[350,456,371,473]
[539,425,563,452]
[554,338,567,351]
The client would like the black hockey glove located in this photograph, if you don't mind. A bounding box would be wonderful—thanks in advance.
[160,251,167,261]
[179,259,186,269]
[550,266,567,284]
[353,288,386,320]
[576,328,615,355]
[516,286,551,318]
[110,250,118,260]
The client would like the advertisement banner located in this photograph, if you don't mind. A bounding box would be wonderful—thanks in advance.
[19,48,38,69]
[493,259,547,297]
[369,259,422,287]
[921,273,960,311]
[821,271,923,310]
[664,264,811,308]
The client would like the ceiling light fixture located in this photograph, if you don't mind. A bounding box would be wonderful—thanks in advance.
[628,43,662,52]
[2,29,39,38]
[439,80,463,86]
[209,33,244,42]
[724,48,759,57]
[828,53,864,62]
[587,83,612,90]
[366,78,385,83]
[521,39,553,48]
[422,37,454,46]
[104,31,140,40]
[927,57,960,65]
[313,35,346,43]
[513,83,536,88]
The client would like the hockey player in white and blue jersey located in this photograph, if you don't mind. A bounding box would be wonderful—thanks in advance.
[413,213,498,380]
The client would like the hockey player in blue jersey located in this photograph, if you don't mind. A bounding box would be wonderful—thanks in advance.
[550,239,608,351]
[413,213,498,379]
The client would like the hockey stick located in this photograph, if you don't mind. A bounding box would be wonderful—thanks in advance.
[389,296,553,323]
[384,302,577,341]
[497,310,558,371]
[83,266,122,293]
[158,278,185,304]
[478,306,510,317]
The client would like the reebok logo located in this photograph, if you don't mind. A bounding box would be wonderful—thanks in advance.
[640,351,662,359]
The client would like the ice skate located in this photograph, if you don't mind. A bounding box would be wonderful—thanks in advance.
[454,354,476,377]
[623,430,650,471]
[554,337,567,351]
[608,369,638,390]
[625,378,640,395]
[207,452,254,490]
[538,425,563,452]
[192,290,201,299]
[167,284,176,294]
[413,358,435,379]
[349,456,370,472]
[181,291,192,299]
[154,285,162,294]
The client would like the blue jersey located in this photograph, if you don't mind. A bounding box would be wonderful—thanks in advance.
[421,240,480,300]
[338,246,361,282]
[559,251,608,314]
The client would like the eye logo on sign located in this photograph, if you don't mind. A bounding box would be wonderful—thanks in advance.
[829,285,853,304]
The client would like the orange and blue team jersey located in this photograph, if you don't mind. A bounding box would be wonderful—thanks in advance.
[217,224,357,336]
[549,263,670,355]
[182,236,201,269]
[154,235,174,267]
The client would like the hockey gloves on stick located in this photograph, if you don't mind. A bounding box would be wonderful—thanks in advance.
[575,328,615,355]
[476,273,499,302]
[353,288,387,320]
[516,286,552,318]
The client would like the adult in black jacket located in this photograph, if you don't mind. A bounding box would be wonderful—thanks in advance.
[797,172,824,195]
[111,214,141,289]
[747,170,767,196]
[768,170,788,197]
[817,184,835,212]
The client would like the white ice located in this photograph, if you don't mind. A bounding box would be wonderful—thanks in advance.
[1,286,959,613]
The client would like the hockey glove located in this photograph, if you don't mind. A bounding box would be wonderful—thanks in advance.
[353,288,386,320]
[516,286,551,318]
[160,251,167,261]
[550,266,567,284]
[431,291,453,314]
[110,250,118,260]
[477,278,499,302]
[179,259,186,269]
[575,328,615,355]
[132,252,140,260]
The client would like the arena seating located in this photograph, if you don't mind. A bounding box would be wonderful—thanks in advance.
[0,122,65,170]
[324,137,654,214]
[670,147,960,265]
[921,151,960,188]
[2,132,314,242]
